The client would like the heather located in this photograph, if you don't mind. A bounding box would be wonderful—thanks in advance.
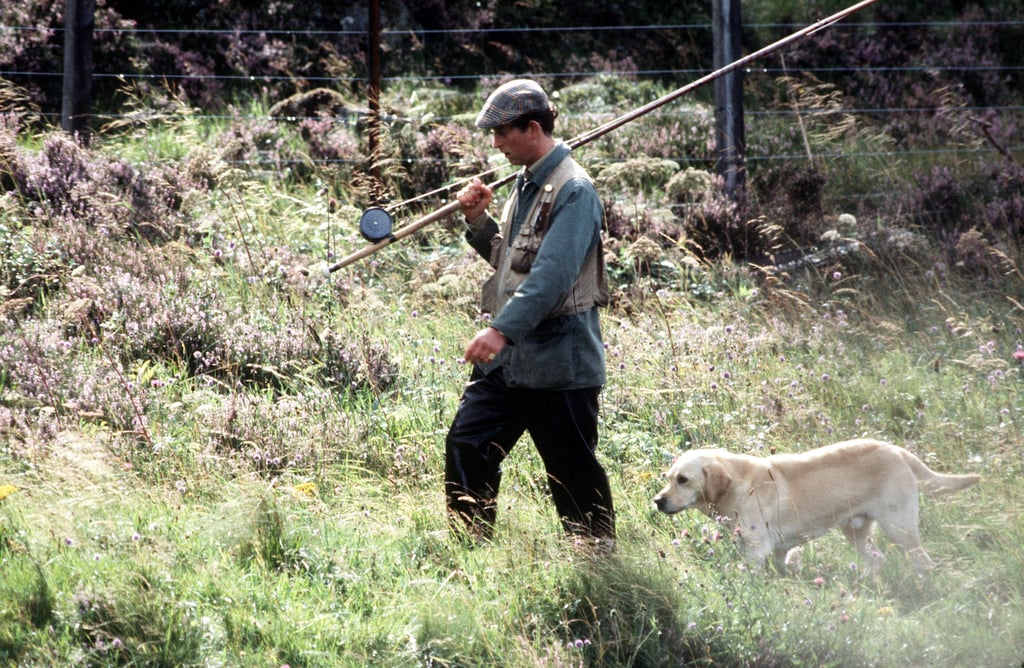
[2,7,1024,667]
[1,75,1022,666]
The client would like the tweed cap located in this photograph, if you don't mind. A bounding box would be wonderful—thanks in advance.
[474,79,553,129]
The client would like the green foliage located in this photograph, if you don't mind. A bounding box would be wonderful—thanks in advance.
[595,157,680,196]
[72,570,205,666]
[0,514,53,663]
[1,66,1024,667]
[0,218,63,302]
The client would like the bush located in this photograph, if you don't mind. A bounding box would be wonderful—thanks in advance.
[782,5,1020,146]
[594,157,680,196]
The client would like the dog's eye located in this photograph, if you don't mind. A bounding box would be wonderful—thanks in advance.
[676,475,688,485]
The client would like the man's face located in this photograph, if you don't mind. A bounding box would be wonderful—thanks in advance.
[490,121,538,166]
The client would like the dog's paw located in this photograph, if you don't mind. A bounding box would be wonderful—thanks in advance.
[781,546,804,574]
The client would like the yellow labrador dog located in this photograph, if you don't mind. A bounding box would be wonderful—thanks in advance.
[653,438,981,574]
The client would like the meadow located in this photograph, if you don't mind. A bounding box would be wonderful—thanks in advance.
[2,73,1023,667]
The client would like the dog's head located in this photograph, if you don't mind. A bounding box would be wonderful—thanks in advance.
[653,449,734,514]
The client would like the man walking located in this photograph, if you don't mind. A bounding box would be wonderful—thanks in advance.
[445,79,615,544]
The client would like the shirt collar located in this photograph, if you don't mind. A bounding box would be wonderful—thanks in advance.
[522,141,570,189]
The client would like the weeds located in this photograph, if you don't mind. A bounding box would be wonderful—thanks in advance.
[0,70,1023,667]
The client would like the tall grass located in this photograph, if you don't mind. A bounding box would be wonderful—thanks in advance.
[2,78,1023,666]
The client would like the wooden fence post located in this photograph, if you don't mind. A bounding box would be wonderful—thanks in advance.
[61,0,95,144]
[713,0,745,197]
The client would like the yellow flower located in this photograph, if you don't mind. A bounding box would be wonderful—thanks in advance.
[878,606,894,617]
[293,482,317,497]
[0,484,16,502]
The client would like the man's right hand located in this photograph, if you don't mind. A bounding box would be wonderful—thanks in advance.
[456,177,493,222]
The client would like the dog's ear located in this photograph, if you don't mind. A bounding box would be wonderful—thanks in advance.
[702,461,733,505]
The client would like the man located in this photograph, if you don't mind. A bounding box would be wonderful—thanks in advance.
[445,78,615,544]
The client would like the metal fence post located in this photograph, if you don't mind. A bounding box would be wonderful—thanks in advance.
[61,0,95,144]
[713,0,745,197]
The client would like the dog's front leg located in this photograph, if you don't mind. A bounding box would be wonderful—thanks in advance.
[907,546,934,575]
[773,546,802,574]
[735,533,774,572]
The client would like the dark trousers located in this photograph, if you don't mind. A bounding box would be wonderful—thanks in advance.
[444,367,615,540]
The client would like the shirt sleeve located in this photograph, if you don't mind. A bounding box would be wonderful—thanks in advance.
[490,177,602,343]
[464,213,500,264]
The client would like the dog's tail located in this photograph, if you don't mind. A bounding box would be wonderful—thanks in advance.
[901,450,982,496]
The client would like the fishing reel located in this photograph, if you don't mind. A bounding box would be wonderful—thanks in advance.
[358,206,395,242]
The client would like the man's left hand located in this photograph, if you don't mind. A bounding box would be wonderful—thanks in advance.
[464,326,507,365]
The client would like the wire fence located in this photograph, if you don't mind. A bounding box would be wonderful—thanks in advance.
[2,18,1022,171]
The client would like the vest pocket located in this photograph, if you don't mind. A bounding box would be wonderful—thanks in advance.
[508,246,537,273]
[508,220,539,273]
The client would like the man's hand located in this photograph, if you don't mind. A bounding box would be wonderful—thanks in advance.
[464,326,507,365]
[456,177,493,222]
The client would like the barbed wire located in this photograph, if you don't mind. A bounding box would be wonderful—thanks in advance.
[2,19,1023,36]
[21,103,1015,169]
[21,103,1024,128]
[3,15,1020,200]
[4,64,1022,85]
[4,16,1019,87]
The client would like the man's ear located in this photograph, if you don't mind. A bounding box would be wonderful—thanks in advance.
[702,461,733,505]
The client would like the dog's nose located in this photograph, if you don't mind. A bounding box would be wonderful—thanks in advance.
[653,495,666,511]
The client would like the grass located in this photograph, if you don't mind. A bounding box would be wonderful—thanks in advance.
[3,271,1022,666]
[2,79,1024,666]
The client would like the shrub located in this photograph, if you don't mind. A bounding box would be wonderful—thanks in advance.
[0,0,136,112]
[667,167,715,203]
[594,157,680,197]
[679,188,781,261]
[7,130,197,240]
[783,5,1019,146]
[409,121,488,198]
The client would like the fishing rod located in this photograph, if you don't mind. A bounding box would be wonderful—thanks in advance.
[312,0,880,277]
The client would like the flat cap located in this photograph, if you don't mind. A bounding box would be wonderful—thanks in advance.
[474,79,553,129]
